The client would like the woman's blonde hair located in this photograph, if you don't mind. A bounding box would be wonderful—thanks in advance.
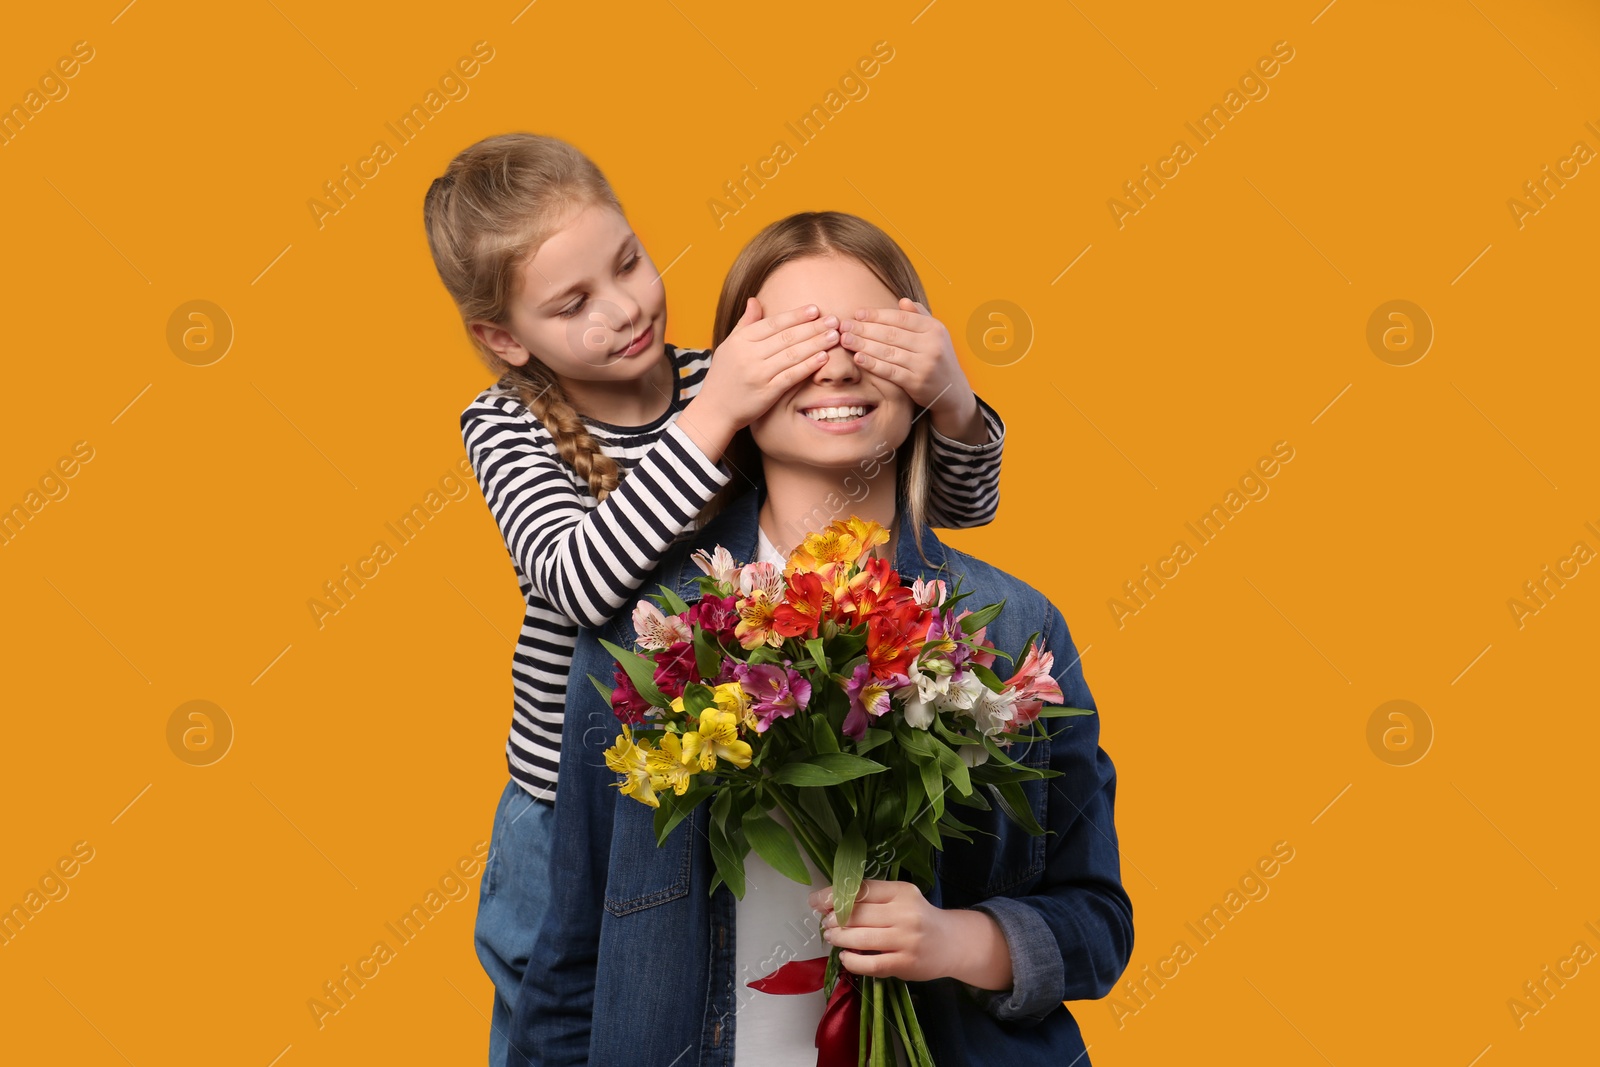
[709,211,936,555]
[423,132,622,500]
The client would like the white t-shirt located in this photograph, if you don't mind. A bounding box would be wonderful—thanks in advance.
[733,526,830,1065]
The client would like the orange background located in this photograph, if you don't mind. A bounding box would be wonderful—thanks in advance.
[3,1,1598,1064]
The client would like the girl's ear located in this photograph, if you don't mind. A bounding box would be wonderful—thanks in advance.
[470,320,532,367]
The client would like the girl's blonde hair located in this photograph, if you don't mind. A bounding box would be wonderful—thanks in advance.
[424,132,622,500]
[710,212,936,556]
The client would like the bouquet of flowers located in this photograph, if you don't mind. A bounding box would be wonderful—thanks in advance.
[594,517,1092,1067]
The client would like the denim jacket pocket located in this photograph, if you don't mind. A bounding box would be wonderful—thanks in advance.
[603,796,695,916]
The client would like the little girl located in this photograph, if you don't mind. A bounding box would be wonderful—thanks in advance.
[422,133,1009,1066]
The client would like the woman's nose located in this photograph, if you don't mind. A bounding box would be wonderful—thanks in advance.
[811,339,860,384]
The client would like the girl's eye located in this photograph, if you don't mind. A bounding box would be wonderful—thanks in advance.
[559,297,586,319]
[619,254,640,274]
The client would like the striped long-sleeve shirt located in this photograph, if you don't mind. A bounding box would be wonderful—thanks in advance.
[461,343,1006,803]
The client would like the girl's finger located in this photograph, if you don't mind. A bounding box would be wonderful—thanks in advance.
[746,303,823,342]
[900,298,931,318]
[843,317,917,352]
[766,344,832,395]
[841,329,907,367]
[761,317,838,363]
[850,350,907,385]
[735,296,763,330]
[853,305,928,333]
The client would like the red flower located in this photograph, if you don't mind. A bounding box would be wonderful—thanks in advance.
[773,571,828,640]
[861,591,932,680]
[652,640,697,699]
[692,594,739,642]
[611,665,649,725]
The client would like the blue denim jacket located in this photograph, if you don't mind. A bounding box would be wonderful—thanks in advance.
[510,489,1133,1067]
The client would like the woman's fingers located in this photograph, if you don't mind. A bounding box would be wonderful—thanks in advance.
[836,949,908,978]
[825,923,897,952]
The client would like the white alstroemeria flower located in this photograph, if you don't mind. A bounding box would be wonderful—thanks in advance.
[944,669,987,713]
[632,600,693,651]
[968,684,1021,738]
[900,673,945,730]
[691,545,739,588]
[959,740,992,768]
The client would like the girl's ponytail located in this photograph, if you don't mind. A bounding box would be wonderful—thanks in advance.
[424,132,623,500]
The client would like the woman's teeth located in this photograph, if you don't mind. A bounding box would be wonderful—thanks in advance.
[802,405,868,423]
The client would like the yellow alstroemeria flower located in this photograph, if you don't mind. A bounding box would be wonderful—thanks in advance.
[735,587,783,649]
[840,517,890,561]
[681,707,753,771]
[711,682,752,716]
[646,732,699,796]
[786,517,890,577]
[603,727,660,808]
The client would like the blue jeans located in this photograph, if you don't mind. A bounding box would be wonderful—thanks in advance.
[475,779,555,1067]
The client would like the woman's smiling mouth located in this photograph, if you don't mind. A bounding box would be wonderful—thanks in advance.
[799,401,878,430]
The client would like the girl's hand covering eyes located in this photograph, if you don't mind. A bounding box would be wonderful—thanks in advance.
[678,298,837,462]
[839,299,984,443]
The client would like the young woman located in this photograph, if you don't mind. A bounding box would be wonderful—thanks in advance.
[510,213,1133,1067]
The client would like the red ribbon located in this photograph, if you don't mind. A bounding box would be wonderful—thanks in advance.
[748,956,862,1067]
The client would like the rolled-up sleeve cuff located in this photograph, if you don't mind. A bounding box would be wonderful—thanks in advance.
[966,897,1065,1024]
[929,394,1005,456]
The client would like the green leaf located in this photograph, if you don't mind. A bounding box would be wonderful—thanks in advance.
[681,682,717,716]
[693,627,724,681]
[958,599,1005,635]
[873,784,905,841]
[986,781,1046,837]
[588,673,615,706]
[742,805,813,886]
[655,583,691,616]
[918,757,944,821]
[600,638,670,708]
[797,786,842,845]
[709,791,748,899]
[949,789,992,811]
[934,743,973,797]
[897,724,937,761]
[855,727,893,755]
[1034,705,1097,718]
[771,753,886,787]
[805,636,828,675]
[832,821,868,925]
[653,783,712,845]
[970,663,1005,694]
[811,715,840,754]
